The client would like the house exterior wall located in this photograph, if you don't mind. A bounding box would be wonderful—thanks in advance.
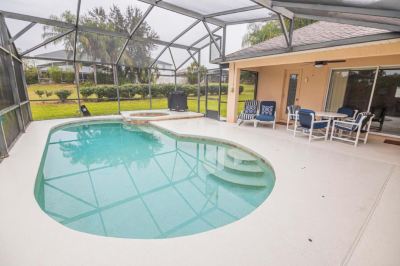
[256,55,400,122]
[227,39,400,123]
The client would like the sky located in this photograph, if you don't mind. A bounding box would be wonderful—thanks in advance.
[0,0,251,68]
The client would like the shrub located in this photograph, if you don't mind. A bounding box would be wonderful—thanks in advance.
[97,71,113,84]
[48,66,62,83]
[24,66,38,85]
[120,84,136,99]
[35,90,45,98]
[55,89,72,103]
[44,90,53,98]
[81,81,95,87]
[74,83,244,101]
[80,87,94,99]
[63,71,75,83]
[93,86,118,99]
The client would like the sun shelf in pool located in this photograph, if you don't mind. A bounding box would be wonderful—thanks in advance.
[34,121,275,239]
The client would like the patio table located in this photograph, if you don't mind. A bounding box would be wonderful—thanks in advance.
[315,111,348,120]
[315,111,348,134]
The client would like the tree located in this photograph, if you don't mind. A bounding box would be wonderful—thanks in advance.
[43,5,158,83]
[186,62,207,84]
[242,18,315,47]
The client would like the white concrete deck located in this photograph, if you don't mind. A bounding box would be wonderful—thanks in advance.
[0,116,399,266]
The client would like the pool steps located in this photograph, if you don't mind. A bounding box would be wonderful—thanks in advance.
[226,148,258,162]
[217,157,264,174]
[203,149,268,187]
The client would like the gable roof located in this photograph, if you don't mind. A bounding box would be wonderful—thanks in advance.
[225,21,399,62]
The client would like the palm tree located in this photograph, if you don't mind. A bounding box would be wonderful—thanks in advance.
[42,5,158,82]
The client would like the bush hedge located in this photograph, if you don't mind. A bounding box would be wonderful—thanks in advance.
[79,83,243,100]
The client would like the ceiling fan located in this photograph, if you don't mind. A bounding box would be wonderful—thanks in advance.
[313,60,346,68]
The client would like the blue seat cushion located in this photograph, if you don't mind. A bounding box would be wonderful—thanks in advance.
[255,114,275,121]
[238,113,256,120]
[313,122,328,129]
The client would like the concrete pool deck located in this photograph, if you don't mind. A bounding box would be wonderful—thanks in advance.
[0,116,399,266]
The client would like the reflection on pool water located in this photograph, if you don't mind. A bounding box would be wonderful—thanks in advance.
[35,121,275,239]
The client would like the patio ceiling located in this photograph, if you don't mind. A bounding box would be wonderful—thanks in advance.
[0,0,399,68]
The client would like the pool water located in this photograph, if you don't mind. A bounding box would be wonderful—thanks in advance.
[35,121,275,239]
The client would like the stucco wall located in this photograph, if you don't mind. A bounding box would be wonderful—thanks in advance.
[254,54,400,121]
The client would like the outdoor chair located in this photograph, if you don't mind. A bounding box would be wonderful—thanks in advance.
[237,100,258,125]
[254,101,276,129]
[286,105,301,131]
[337,106,357,118]
[294,109,330,142]
[336,106,359,122]
[330,112,374,147]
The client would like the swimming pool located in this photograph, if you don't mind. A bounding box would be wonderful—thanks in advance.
[34,121,275,239]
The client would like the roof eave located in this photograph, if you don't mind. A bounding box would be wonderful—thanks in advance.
[220,32,400,63]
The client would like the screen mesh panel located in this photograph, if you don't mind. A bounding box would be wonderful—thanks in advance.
[2,109,20,147]
[0,0,78,20]
[143,6,197,43]
[21,103,31,127]
[215,8,274,23]
[0,50,15,110]
[13,59,27,102]
[162,0,253,16]
[76,32,126,64]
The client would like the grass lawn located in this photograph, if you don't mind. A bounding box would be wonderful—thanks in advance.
[28,83,254,120]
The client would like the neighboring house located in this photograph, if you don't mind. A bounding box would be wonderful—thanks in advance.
[224,21,400,137]
[34,50,173,83]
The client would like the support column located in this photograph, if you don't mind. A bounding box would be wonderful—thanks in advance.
[0,119,9,158]
[197,52,201,113]
[113,64,120,114]
[226,63,241,123]
[174,70,177,91]
[74,63,82,115]
[148,69,152,109]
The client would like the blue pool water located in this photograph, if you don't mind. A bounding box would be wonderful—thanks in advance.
[35,121,275,239]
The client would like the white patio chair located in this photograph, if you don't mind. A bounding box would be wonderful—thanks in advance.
[286,105,300,131]
[237,100,258,126]
[330,112,374,147]
[294,109,330,143]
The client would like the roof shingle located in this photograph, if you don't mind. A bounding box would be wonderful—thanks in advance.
[226,21,389,60]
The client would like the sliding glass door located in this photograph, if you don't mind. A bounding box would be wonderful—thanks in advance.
[370,68,400,135]
[325,67,400,137]
[325,69,376,113]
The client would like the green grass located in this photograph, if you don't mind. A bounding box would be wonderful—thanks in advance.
[28,83,254,120]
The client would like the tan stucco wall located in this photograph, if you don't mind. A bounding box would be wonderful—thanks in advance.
[256,55,400,121]
[227,39,400,123]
